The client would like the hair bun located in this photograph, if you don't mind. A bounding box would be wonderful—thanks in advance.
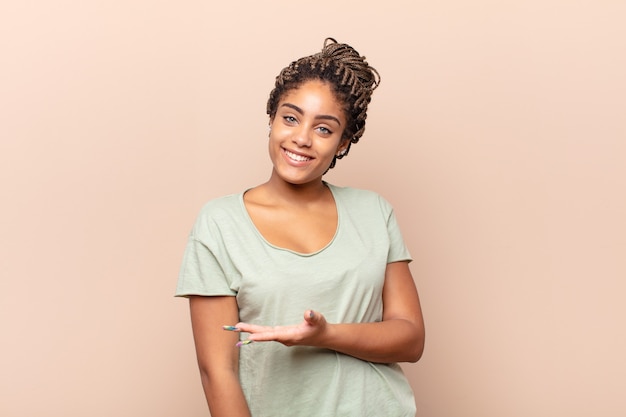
[320,38,380,91]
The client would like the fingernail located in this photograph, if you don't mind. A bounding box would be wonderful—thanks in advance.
[222,325,239,331]
[309,310,315,319]
[236,340,253,347]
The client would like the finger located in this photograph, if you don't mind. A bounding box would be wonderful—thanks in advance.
[248,325,303,342]
[305,309,316,323]
[305,309,325,327]
[235,322,276,334]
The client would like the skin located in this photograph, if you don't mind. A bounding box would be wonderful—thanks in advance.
[245,80,350,254]
[189,80,425,417]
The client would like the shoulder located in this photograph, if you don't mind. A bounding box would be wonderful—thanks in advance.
[190,192,245,237]
[198,193,242,214]
[328,183,393,211]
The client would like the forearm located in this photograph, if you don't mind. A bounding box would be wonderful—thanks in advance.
[200,368,251,417]
[236,263,425,364]
[319,318,424,363]
[189,296,251,417]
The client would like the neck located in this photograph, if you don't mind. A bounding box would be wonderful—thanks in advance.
[263,170,329,204]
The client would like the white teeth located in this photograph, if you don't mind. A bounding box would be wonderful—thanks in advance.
[285,150,312,162]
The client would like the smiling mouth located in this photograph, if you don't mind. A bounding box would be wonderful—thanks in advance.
[284,149,313,162]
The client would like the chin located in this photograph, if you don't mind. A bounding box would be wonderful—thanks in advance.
[275,171,324,186]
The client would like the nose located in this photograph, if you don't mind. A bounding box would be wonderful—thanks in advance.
[292,126,312,148]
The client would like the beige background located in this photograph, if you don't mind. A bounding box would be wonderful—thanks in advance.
[1,1,625,416]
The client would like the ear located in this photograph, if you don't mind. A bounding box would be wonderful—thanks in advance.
[336,138,350,156]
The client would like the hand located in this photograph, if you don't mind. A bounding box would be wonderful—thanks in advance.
[232,310,328,347]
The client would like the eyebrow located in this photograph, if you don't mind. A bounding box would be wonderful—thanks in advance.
[280,103,342,126]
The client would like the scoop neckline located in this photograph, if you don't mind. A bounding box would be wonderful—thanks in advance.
[239,182,340,257]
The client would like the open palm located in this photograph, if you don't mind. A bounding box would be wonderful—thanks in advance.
[235,310,327,347]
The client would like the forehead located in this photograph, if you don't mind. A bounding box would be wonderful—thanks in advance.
[278,80,345,116]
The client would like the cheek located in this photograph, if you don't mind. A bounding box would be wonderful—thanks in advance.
[268,136,277,155]
[268,134,284,161]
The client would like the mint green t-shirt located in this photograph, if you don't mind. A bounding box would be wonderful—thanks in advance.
[176,183,416,417]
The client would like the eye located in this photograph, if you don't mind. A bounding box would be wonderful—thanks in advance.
[317,126,333,135]
[282,115,297,124]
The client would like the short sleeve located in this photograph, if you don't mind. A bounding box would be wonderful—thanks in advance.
[175,235,237,297]
[382,198,412,264]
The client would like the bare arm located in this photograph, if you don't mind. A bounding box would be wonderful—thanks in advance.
[189,296,251,417]
[322,261,425,362]
[235,261,425,363]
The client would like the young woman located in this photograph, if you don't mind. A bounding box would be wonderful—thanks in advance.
[176,38,425,417]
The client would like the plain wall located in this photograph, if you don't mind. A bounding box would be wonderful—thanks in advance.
[1,1,624,416]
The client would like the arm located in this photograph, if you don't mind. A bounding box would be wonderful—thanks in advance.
[323,261,425,363]
[189,296,251,417]
[236,261,425,364]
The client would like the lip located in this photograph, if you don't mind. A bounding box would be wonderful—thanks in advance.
[282,148,314,164]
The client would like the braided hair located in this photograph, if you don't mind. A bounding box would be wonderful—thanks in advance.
[267,38,380,169]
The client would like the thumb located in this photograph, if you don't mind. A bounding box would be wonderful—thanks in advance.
[305,309,318,324]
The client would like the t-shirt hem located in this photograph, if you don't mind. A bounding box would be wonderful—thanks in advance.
[174,292,237,298]
[388,256,413,264]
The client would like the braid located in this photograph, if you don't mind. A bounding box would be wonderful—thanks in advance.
[267,38,380,169]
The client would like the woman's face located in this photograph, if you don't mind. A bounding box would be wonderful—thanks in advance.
[268,79,348,186]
